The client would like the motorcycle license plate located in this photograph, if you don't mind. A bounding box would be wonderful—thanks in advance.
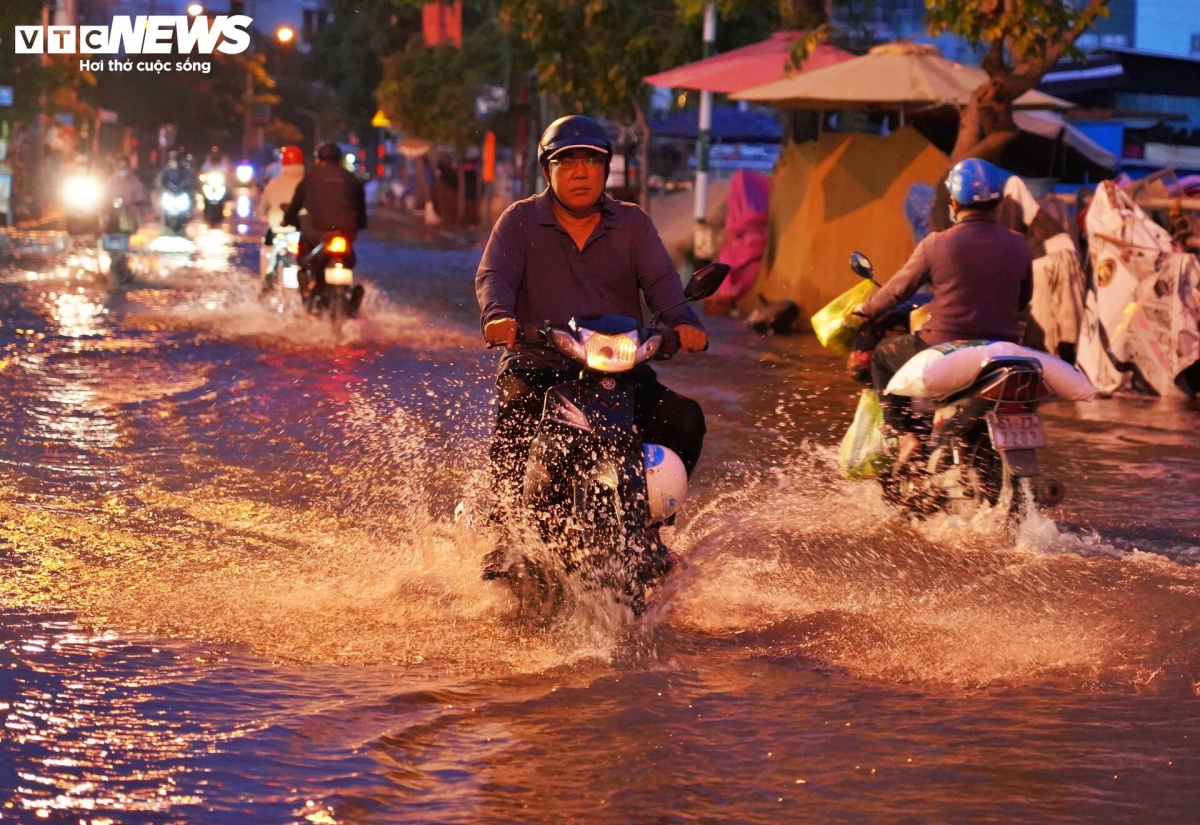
[325,266,353,286]
[282,265,299,289]
[101,234,129,251]
[986,412,1045,450]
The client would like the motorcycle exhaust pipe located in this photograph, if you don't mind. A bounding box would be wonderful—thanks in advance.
[1035,478,1066,507]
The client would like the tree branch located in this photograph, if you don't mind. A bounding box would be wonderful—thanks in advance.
[1014,0,1109,87]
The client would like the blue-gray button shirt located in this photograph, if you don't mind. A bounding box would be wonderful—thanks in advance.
[476,190,702,370]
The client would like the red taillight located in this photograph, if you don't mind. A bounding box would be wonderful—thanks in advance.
[978,370,1049,402]
[327,235,348,254]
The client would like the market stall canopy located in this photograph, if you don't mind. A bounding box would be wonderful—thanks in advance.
[649,106,783,143]
[731,42,1072,111]
[644,32,853,94]
[1012,109,1117,170]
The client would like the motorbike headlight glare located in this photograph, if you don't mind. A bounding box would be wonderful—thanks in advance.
[236,164,253,184]
[206,172,225,188]
[550,328,586,362]
[584,331,639,373]
[64,176,99,209]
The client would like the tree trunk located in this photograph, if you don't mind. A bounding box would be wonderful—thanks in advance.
[949,0,1110,164]
[632,97,651,216]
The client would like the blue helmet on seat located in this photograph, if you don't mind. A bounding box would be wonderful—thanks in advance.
[946,158,1008,205]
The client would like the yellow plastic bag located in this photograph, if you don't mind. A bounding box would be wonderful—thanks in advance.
[811,279,878,356]
[839,388,889,479]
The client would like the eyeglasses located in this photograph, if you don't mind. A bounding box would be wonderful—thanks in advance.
[549,155,605,170]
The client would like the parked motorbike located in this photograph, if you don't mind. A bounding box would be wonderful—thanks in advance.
[62,172,102,235]
[199,171,227,226]
[481,262,729,617]
[299,232,364,324]
[160,185,192,234]
[841,252,1065,519]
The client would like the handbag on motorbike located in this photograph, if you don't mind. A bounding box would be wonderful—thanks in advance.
[839,388,889,479]
[811,279,878,355]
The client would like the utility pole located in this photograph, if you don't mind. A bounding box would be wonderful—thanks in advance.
[693,1,717,265]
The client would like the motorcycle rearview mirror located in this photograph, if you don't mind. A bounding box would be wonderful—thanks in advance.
[849,252,879,285]
[683,262,731,301]
[649,262,732,325]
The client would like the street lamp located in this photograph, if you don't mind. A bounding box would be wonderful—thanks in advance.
[186,3,204,16]
[276,25,295,44]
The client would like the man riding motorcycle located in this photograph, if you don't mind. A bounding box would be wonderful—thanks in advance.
[103,155,150,238]
[257,144,305,284]
[100,156,150,283]
[857,157,1033,469]
[280,142,367,310]
[475,115,708,578]
[157,150,192,189]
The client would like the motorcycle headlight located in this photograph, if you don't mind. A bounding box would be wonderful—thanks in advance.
[582,330,639,373]
[550,328,587,363]
[205,172,225,188]
[235,164,253,184]
[64,176,99,209]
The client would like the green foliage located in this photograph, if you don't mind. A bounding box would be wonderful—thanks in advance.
[266,117,305,147]
[311,0,414,135]
[88,50,276,150]
[0,0,96,122]
[376,22,507,148]
[925,0,1110,68]
[498,0,678,122]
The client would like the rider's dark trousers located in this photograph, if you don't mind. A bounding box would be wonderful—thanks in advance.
[870,333,930,432]
[489,363,706,517]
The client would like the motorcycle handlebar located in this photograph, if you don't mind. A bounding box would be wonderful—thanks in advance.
[486,324,689,358]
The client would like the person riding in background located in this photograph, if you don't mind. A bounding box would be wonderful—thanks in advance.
[103,155,150,233]
[475,115,709,567]
[257,144,305,280]
[280,142,367,302]
[857,157,1033,467]
[200,145,229,177]
[157,150,192,192]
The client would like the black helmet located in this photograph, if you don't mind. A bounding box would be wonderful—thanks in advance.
[316,141,342,163]
[537,115,613,167]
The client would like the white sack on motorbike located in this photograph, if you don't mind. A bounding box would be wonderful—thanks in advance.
[885,341,1098,401]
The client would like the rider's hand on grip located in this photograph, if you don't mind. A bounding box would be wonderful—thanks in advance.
[656,328,681,360]
[484,317,520,349]
[677,324,708,353]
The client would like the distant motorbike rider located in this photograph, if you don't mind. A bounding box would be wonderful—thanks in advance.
[103,155,150,233]
[257,144,305,280]
[280,141,367,304]
[157,151,193,193]
[200,145,230,177]
[475,115,709,549]
[857,157,1033,467]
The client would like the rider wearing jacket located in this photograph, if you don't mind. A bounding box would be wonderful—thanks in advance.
[157,151,192,192]
[281,142,367,299]
[258,145,305,278]
[858,158,1033,458]
[103,156,150,233]
[476,115,709,526]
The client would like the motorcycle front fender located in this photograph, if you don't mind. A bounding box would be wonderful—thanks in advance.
[523,379,648,520]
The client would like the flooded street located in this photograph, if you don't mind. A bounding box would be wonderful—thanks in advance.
[1,221,1199,823]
